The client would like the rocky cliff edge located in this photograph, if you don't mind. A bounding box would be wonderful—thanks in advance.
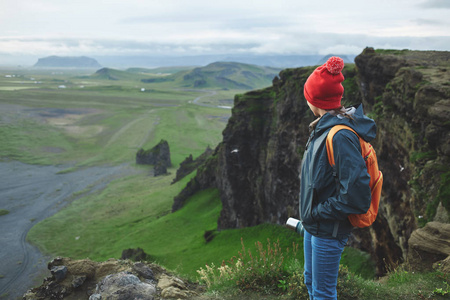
[173,48,450,275]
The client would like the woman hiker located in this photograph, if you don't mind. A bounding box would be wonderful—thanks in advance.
[299,56,376,299]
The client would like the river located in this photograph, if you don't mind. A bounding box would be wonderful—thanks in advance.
[0,161,135,299]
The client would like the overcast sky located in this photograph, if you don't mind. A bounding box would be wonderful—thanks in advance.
[0,0,449,63]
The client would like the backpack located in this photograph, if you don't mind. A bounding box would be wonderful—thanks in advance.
[326,125,383,228]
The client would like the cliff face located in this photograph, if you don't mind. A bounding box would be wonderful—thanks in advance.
[173,48,450,275]
[353,48,450,273]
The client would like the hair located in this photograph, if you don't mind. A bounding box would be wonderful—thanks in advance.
[329,106,354,119]
[308,105,353,131]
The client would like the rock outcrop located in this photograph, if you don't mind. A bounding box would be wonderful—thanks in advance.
[172,146,213,184]
[121,247,148,261]
[173,48,450,275]
[136,139,171,176]
[23,257,206,300]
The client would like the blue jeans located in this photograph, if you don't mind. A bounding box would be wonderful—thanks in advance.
[303,230,348,300]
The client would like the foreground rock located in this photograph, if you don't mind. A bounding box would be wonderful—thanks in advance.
[23,257,207,300]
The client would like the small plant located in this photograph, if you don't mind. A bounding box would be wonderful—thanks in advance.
[337,265,362,299]
[197,238,300,295]
[432,273,450,297]
[286,271,309,298]
[277,279,288,292]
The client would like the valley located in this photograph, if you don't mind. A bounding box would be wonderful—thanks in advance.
[0,62,296,299]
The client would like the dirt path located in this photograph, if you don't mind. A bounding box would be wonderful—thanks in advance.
[0,161,138,299]
[105,109,157,148]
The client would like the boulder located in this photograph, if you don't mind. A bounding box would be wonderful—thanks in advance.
[24,257,205,300]
[157,274,191,299]
[408,222,450,272]
[51,265,68,282]
[133,262,155,281]
[92,271,156,300]
[433,255,450,273]
[121,247,148,261]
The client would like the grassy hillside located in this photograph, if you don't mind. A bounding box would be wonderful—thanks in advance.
[88,62,279,91]
[177,61,280,90]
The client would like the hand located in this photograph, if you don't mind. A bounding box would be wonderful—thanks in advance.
[296,221,304,237]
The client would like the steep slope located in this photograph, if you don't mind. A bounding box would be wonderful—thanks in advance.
[173,48,450,275]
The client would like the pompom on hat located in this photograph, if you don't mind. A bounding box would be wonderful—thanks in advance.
[303,56,345,110]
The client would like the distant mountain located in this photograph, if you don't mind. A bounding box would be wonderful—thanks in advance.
[173,61,281,90]
[34,56,102,68]
[89,62,281,90]
[91,68,134,80]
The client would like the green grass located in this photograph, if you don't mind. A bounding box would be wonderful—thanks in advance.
[0,118,74,165]
[0,86,229,167]
[27,170,195,260]
[0,209,9,216]
[199,248,449,300]
[350,268,450,300]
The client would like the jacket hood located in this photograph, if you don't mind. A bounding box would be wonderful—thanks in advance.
[314,103,377,142]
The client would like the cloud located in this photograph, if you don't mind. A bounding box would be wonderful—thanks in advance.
[418,0,450,8]
[0,37,262,57]
[414,18,445,25]
[118,13,292,33]
[1,32,449,60]
[0,0,449,64]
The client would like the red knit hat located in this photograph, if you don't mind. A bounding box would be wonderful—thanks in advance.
[303,56,345,110]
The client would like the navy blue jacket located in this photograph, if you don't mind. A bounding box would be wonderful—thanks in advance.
[299,104,376,239]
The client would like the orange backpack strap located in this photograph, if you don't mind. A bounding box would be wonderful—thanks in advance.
[326,125,360,237]
[326,125,359,167]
